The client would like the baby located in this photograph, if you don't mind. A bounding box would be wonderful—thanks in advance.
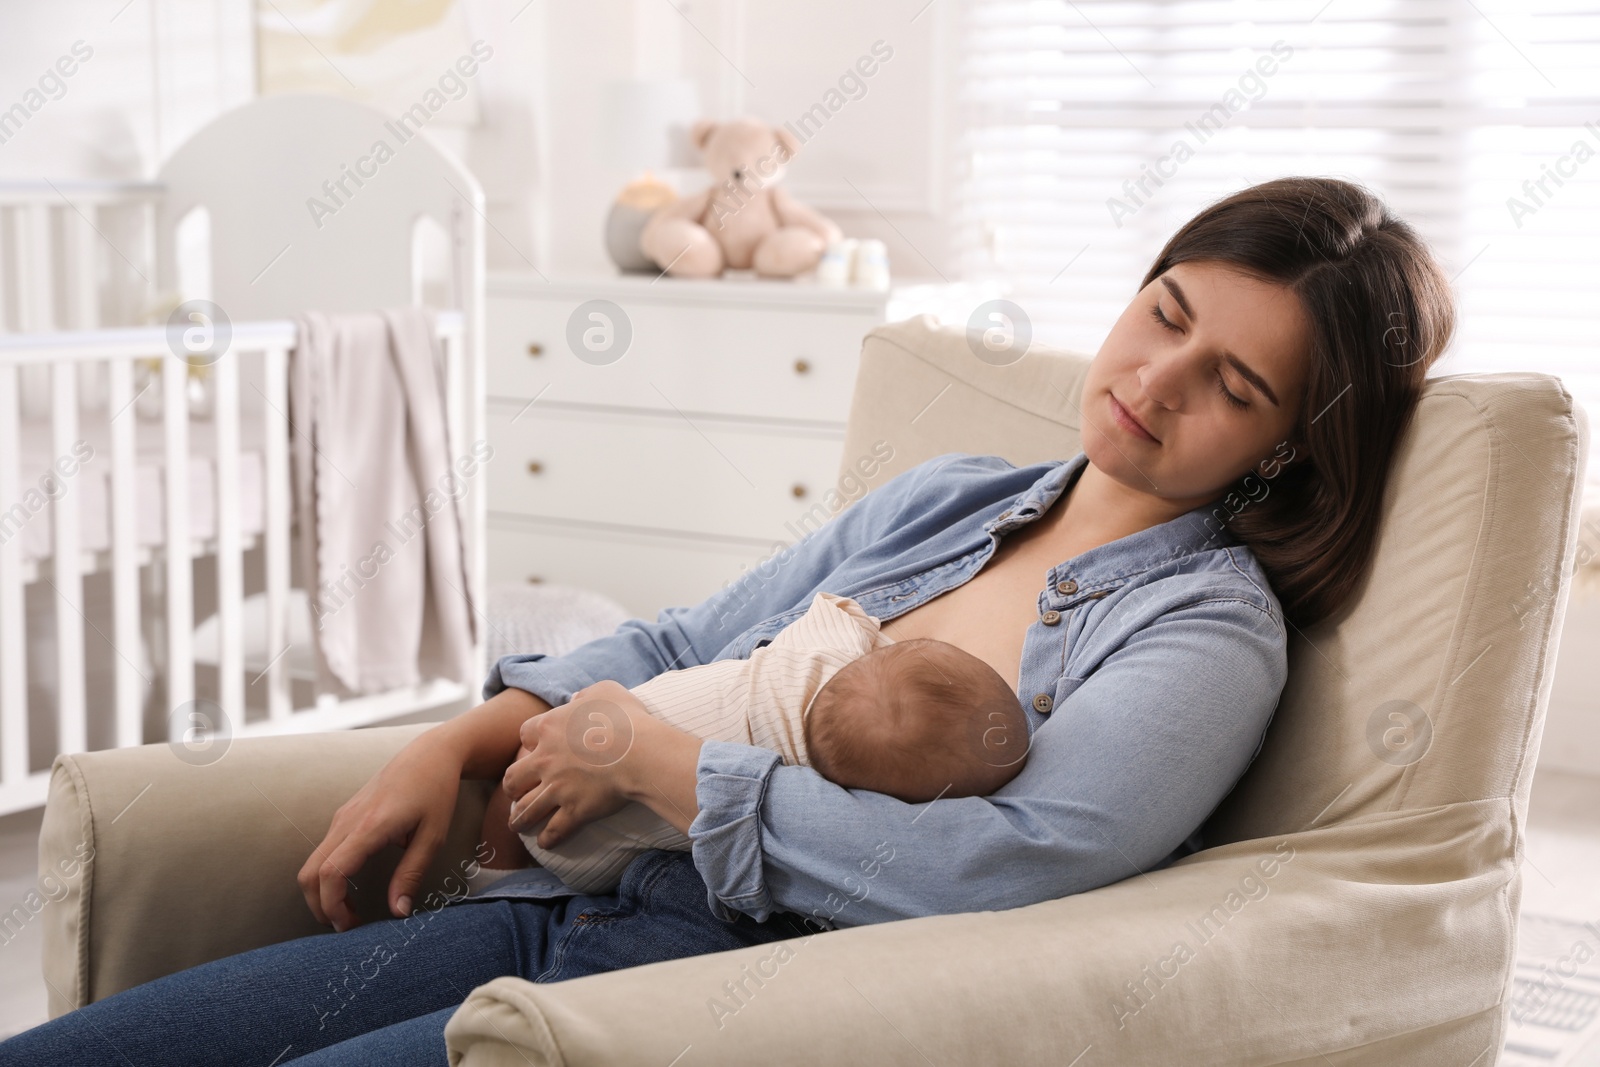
[470,591,1031,895]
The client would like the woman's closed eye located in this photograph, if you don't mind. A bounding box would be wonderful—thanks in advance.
[1149,301,1180,335]
[1212,370,1249,410]
[1149,302,1250,410]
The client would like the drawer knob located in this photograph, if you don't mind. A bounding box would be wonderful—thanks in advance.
[528,342,544,357]
[791,483,807,499]
[527,575,544,584]
[527,460,544,475]
[793,358,811,375]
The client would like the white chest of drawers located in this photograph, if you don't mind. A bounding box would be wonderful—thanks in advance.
[484,272,887,619]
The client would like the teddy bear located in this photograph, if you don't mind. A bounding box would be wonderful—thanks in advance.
[639,116,842,279]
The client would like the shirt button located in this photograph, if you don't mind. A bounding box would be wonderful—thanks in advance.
[1040,609,1062,625]
[1033,693,1054,713]
[1056,579,1078,596]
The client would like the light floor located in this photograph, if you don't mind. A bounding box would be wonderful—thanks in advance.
[1503,768,1600,1066]
[1,767,1598,1060]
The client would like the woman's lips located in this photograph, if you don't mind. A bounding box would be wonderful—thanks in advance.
[1109,394,1159,443]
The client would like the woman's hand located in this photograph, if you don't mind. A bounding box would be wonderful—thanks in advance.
[506,680,707,844]
[503,681,644,848]
[296,735,464,932]
[296,686,551,930]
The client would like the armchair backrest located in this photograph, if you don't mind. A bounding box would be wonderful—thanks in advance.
[838,316,1587,847]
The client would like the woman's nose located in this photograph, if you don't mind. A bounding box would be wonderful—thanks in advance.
[1137,358,1184,410]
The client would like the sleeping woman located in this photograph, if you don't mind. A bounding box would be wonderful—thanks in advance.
[0,175,1457,1066]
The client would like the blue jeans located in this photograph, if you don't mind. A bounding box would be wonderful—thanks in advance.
[0,850,814,1065]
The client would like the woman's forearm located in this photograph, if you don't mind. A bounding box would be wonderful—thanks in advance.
[619,717,705,834]
[431,686,552,779]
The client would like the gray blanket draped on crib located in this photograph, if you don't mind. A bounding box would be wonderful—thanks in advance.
[288,309,476,696]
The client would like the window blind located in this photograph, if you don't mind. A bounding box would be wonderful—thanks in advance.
[952,0,1600,500]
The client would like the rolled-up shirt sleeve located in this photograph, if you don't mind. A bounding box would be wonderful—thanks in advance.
[481,452,964,709]
[687,594,1287,927]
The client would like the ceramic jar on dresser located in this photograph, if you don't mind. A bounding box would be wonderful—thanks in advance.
[484,272,888,619]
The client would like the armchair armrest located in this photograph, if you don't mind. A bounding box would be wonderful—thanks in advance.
[443,803,1514,1066]
[39,724,496,1018]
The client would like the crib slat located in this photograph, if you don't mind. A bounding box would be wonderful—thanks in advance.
[70,205,99,328]
[19,203,53,331]
[70,206,105,412]
[440,319,463,584]
[0,206,10,332]
[140,198,157,312]
[458,312,486,684]
[51,361,87,755]
[443,317,463,465]
[262,344,291,720]
[107,359,141,747]
[0,366,26,782]
[163,355,194,713]
[443,320,483,682]
[213,350,243,725]
[17,204,54,424]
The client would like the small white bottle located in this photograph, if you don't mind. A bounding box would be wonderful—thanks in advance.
[852,238,890,290]
[816,238,858,286]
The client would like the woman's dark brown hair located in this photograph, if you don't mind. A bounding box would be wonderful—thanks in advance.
[1141,176,1457,629]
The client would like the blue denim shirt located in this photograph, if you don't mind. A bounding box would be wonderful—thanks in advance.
[475,450,1287,929]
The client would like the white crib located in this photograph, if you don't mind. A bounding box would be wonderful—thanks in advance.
[0,95,487,814]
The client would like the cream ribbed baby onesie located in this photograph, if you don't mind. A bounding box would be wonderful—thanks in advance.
[510,590,892,895]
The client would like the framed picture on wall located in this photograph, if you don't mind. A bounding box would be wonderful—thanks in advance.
[255,0,484,125]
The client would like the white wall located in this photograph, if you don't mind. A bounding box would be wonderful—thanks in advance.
[1543,590,1600,776]
[0,0,252,180]
[0,0,954,281]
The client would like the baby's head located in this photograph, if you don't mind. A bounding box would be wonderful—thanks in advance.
[802,638,1030,803]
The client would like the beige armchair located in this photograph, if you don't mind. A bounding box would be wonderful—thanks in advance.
[41,317,1587,1064]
